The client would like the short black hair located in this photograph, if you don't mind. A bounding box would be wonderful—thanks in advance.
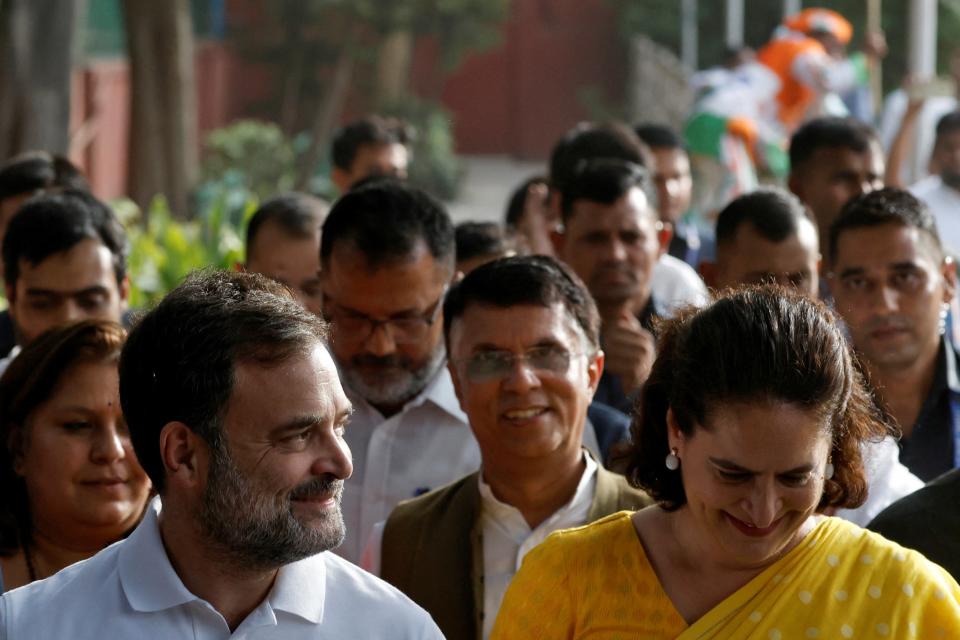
[455,221,513,264]
[245,192,328,259]
[443,254,600,351]
[119,270,329,493]
[935,110,960,141]
[331,116,411,172]
[2,189,128,288]
[320,179,455,272]
[504,175,547,229]
[548,122,649,194]
[828,187,943,263]
[559,158,650,223]
[0,151,88,202]
[789,116,877,169]
[634,123,684,150]
[716,188,810,247]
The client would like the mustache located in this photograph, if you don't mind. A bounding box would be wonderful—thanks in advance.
[350,354,411,369]
[289,476,342,501]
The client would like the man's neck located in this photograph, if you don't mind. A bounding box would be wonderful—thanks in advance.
[481,452,587,529]
[868,345,941,439]
[158,507,277,631]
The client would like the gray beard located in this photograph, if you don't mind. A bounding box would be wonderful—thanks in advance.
[199,444,345,572]
[341,345,446,409]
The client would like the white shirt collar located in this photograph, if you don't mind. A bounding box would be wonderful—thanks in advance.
[118,497,329,624]
[477,452,598,537]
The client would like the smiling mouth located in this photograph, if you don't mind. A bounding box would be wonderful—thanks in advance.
[502,407,548,420]
[725,513,783,538]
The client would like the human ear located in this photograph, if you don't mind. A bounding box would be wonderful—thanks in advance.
[666,407,686,455]
[158,422,204,490]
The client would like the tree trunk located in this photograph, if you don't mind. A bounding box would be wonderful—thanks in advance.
[375,30,413,107]
[294,34,356,191]
[0,0,77,159]
[123,0,197,218]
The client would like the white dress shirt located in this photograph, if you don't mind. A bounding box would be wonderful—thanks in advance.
[478,454,597,640]
[0,498,443,639]
[337,366,481,563]
[910,175,960,258]
[0,345,21,380]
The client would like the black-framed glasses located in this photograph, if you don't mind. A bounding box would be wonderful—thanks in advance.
[455,346,581,382]
[323,285,448,345]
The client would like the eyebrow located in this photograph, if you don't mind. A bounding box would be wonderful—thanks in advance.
[470,338,565,353]
[24,285,110,297]
[708,457,814,475]
[838,261,922,279]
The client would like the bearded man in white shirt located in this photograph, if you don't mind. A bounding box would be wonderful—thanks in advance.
[319,179,481,563]
[369,255,651,640]
[0,270,442,638]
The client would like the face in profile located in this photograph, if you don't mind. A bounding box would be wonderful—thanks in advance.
[668,400,831,568]
[321,243,449,409]
[7,238,128,345]
[199,343,354,567]
[830,223,955,371]
[447,303,602,463]
[15,360,150,546]
[245,220,323,318]
[650,147,693,224]
[557,187,662,309]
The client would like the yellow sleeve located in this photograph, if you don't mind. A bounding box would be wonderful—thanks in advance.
[489,538,576,640]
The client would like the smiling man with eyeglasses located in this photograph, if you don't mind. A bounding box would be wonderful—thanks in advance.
[365,255,651,640]
[319,179,480,564]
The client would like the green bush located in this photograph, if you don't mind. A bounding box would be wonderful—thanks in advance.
[120,192,257,310]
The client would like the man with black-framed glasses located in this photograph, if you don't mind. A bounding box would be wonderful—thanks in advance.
[365,255,650,640]
[319,179,481,564]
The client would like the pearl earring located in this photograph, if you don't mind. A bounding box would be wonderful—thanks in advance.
[665,447,680,471]
[824,461,835,480]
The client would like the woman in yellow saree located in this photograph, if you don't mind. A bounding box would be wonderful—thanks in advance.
[491,288,960,639]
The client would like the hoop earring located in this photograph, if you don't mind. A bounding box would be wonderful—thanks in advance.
[665,447,680,471]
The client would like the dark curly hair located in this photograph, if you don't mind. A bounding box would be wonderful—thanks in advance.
[625,286,891,511]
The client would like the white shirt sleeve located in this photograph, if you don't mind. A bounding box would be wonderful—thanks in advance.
[359,520,385,576]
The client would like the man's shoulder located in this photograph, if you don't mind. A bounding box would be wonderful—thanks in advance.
[870,468,960,532]
[388,473,479,531]
[2,543,126,635]
[594,466,654,512]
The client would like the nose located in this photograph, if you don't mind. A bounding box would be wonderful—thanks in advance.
[90,422,126,464]
[56,300,85,326]
[312,431,354,481]
[363,321,396,357]
[742,479,782,528]
[873,283,900,313]
[501,356,542,393]
[603,237,628,263]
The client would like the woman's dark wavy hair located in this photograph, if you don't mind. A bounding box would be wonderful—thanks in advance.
[625,286,891,512]
[0,320,126,555]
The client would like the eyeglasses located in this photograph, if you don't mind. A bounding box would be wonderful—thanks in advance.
[456,346,581,382]
[323,286,448,345]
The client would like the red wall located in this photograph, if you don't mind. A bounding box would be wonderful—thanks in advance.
[411,0,626,159]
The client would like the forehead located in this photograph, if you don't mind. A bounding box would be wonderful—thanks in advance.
[224,343,348,436]
[248,222,320,268]
[651,147,690,174]
[724,220,818,268]
[833,223,939,269]
[806,145,877,175]
[352,142,407,171]
[323,242,446,310]
[18,238,119,291]
[449,303,585,355]
[41,360,119,406]
[566,188,654,232]
[692,400,832,464]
